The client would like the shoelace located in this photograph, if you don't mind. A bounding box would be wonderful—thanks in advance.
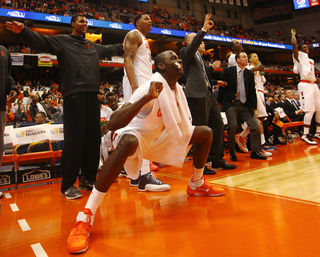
[147,173,162,184]
[73,213,91,236]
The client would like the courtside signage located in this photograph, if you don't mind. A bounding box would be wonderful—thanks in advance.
[0,9,292,50]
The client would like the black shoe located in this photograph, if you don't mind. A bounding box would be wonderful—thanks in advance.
[274,140,287,145]
[137,172,170,191]
[61,186,82,199]
[250,151,267,160]
[212,159,237,170]
[130,175,140,187]
[78,176,95,190]
[230,150,237,162]
[203,166,216,175]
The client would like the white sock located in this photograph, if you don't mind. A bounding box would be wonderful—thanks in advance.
[76,211,95,225]
[303,127,310,136]
[193,167,203,181]
[189,176,204,189]
[84,187,106,215]
[261,134,266,145]
[140,159,151,176]
[240,124,250,138]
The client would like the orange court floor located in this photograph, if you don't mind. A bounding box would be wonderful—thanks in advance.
[1,139,320,257]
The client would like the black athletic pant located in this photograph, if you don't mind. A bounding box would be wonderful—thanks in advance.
[187,89,224,166]
[61,92,100,193]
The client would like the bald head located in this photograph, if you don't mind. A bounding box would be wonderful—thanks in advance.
[184,33,196,45]
[155,51,169,72]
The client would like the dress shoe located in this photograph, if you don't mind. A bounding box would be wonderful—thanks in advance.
[212,159,237,170]
[203,166,216,175]
[274,140,287,145]
[230,150,237,162]
[250,151,267,160]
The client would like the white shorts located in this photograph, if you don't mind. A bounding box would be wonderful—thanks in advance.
[112,127,194,180]
[123,75,150,103]
[298,82,320,112]
[256,90,268,118]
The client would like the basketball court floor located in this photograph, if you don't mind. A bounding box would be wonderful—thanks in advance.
[1,139,320,257]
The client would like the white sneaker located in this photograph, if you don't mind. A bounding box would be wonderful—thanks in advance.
[312,134,320,140]
[235,133,248,153]
[259,150,272,157]
[302,135,318,145]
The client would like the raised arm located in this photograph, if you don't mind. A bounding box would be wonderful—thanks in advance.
[108,82,163,131]
[291,29,299,62]
[123,30,143,93]
[180,14,214,61]
[6,21,62,55]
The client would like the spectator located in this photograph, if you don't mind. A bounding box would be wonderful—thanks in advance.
[6,105,14,124]
[14,104,29,126]
[29,93,52,122]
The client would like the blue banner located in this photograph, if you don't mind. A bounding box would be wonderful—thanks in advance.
[1,8,292,50]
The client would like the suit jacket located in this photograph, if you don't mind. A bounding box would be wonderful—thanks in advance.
[218,66,257,115]
[282,99,303,121]
[29,102,52,122]
[180,30,217,98]
[270,101,283,109]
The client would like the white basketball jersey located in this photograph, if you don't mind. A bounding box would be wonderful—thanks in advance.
[124,29,152,79]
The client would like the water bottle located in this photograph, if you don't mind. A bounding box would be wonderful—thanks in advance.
[258,62,265,76]
[288,130,293,143]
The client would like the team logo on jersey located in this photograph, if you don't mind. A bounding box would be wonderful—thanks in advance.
[157,109,161,117]
[87,43,90,49]
[1,51,4,57]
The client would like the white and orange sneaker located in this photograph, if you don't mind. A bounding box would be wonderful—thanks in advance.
[235,133,248,153]
[259,150,272,157]
[187,177,224,196]
[67,208,93,254]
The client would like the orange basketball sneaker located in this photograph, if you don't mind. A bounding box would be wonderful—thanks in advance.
[187,177,224,196]
[67,208,93,253]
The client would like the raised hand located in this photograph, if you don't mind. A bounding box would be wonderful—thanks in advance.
[148,81,163,99]
[5,21,24,33]
[203,14,214,31]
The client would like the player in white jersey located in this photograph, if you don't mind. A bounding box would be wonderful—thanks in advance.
[123,14,153,102]
[292,29,320,145]
[123,14,169,191]
[66,51,225,254]
[228,40,242,67]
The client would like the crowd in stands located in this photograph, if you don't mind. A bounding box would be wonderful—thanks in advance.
[5,79,125,127]
[2,0,320,45]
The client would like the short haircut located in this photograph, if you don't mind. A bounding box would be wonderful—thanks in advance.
[134,14,145,27]
[248,53,256,59]
[235,51,245,61]
[298,43,304,50]
[229,39,239,50]
[71,14,85,24]
[36,111,46,118]
[106,92,115,99]
[154,51,167,72]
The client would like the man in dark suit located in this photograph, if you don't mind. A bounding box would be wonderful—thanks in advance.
[282,89,304,122]
[218,52,266,161]
[180,14,236,174]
